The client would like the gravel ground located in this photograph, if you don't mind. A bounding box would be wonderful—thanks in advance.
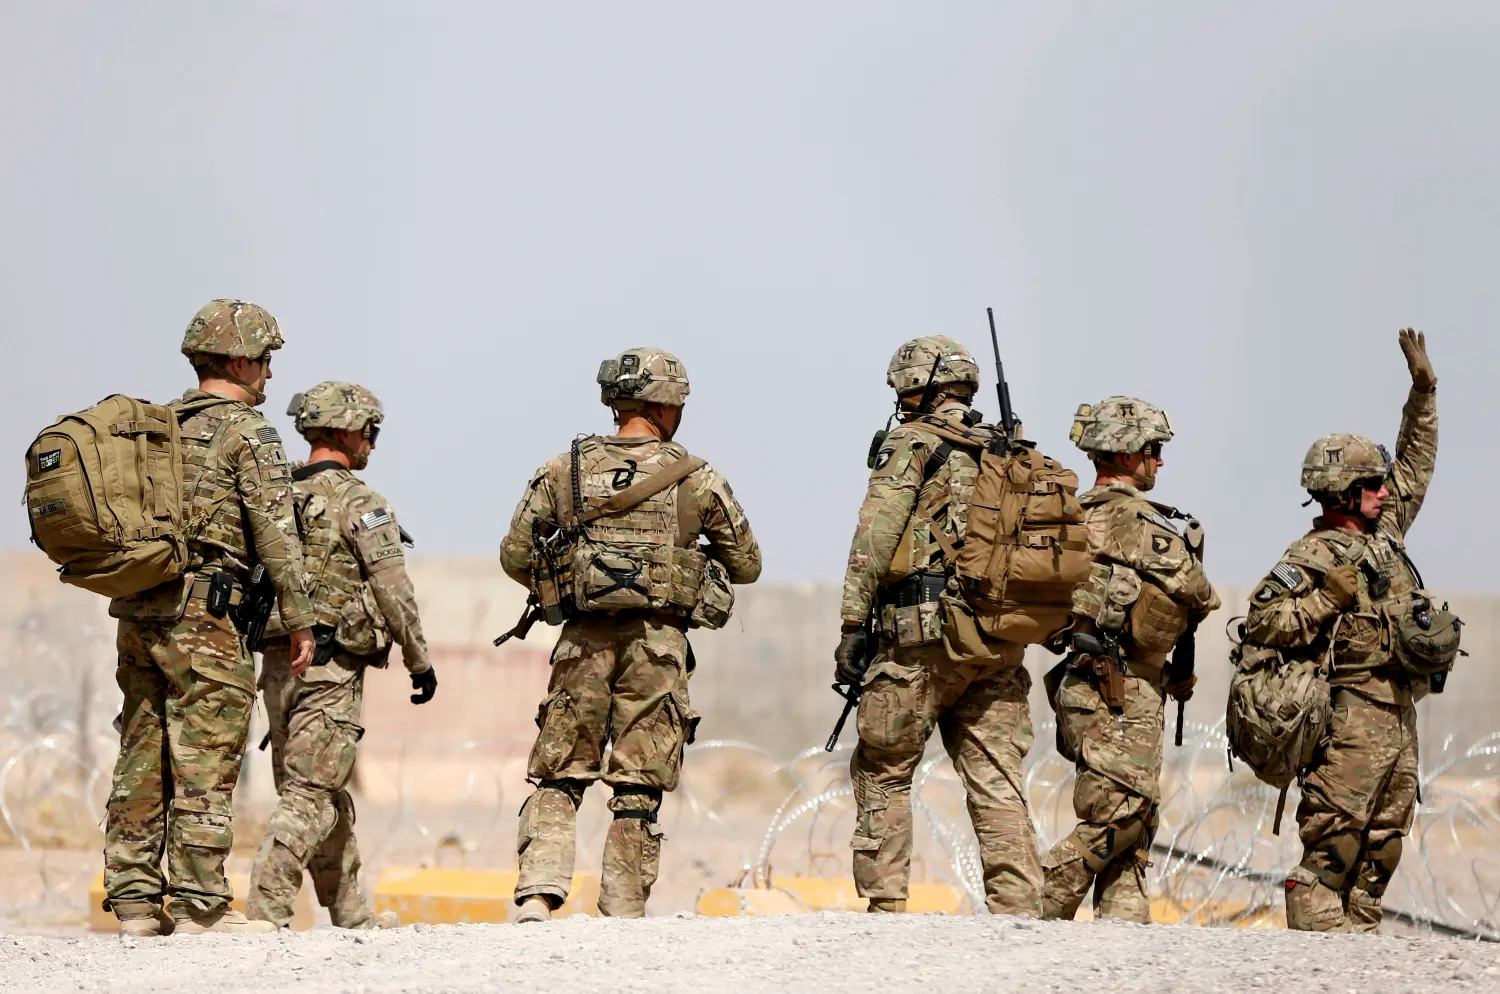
[2,914,1497,994]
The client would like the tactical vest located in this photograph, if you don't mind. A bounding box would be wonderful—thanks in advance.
[176,401,254,572]
[288,469,393,659]
[1307,529,1418,681]
[532,436,713,622]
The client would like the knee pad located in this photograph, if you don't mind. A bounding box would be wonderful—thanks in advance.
[1305,830,1361,892]
[1360,833,1403,898]
[608,785,662,821]
[537,778,588,809]
[1073,817,1147,875]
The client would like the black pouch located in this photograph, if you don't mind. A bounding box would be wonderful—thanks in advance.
[206,572,236,618]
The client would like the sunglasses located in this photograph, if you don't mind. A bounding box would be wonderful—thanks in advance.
[1142,442,1164,460]
[365,424,381,446]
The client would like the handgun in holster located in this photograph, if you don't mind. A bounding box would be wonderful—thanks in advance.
[1071,630,1128,712]
[232,564,276,652]
[311,626,339,667]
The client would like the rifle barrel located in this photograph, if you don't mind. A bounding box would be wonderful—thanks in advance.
[985,307,1015,436]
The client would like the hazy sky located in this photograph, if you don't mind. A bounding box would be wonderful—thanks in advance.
[3,2,1498,591]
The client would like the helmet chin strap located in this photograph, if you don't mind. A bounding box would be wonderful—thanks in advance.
[220,360,267,406]
[642,408,676,441]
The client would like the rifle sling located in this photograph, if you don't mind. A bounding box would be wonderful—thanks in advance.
[575,455,706,525]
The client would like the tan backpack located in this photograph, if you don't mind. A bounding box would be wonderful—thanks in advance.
[23,394,222,598]
[915,417,1092,645]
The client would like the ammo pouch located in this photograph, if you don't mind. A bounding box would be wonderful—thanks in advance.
[1392,594,1464,677]
[1072,562,1141,632]
[1128,581,1190,655]
[878,572,946,647]
[571,541,707,619]
[689,557,735,631]
[334,582,391,661]
[1326,611,1383,676]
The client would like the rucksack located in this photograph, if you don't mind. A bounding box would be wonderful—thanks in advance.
[1225,626,1333,834]
[914,417,1092,645]
[23,394,221,598]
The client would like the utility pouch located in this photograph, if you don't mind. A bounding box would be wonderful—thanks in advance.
[1128,581,1190,654]
[878,573,946,648]
[334,582,391,660]
[689,557,735,631]
[1392,594,1464,677]
[206,571,236,618]
[1328,611,1383,674]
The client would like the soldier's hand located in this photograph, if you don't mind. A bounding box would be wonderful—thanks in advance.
[1165,672,1197,702]
[1323,563,1360,610]
[409,667,438,705]
[834,624,869,686]
[1399,328,1436,392]
[288,628,316,677]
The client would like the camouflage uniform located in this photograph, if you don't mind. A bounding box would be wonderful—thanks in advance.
[500,349,761,918]
[249,383,433,929]
[1041,397,1219,923]
[1245,336,1438,933]
[105,301,314,922]
[840,336,1042,916]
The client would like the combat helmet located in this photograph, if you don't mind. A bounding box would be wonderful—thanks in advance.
[180,299,284,361]
[886,336,980,398]
[1070,396,1174,455]
[1299,434,1391,495]
[287,382,384,438]
[597,348,690,409]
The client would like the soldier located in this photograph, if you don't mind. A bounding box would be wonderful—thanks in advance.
[500,348,760,922]
[247,382,436,930]
[105,300,316,936]
[1039,397,1219,922]
[1245,330,1438,933]
[836,336,1042,916]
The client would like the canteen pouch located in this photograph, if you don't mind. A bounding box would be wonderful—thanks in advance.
[1392,595,1464,677]
[689,556,735,631]
[334,582,391,661]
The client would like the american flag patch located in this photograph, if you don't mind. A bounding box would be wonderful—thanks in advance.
[360,508,392,530]
[1270,562,1303,591]
[257,426,281,445]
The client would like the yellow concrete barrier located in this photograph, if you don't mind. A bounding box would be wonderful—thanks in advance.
[696,877,964,916]
[88,873,315,932]
[372,867,599,924]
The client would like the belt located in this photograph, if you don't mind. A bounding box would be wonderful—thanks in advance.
[879,572,947,609]
[188,574,243,607]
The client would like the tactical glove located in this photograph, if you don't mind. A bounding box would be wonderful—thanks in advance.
[1165,672,1197,703]
[1399,328,1436,393]
[834,626,870,687]
[1323,564,1360,610]
[409,667,438,705]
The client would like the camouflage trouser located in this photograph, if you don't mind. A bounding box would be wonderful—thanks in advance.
[248,644,373,928]
[104,596,255,918]
[515,614,698,918]
[1286,688,1419,933]
[849,642,1041,915]
[1041,665,1163,923]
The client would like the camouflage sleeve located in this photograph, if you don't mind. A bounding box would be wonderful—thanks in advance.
[1104,503,1220,621]
[345,488,431,675]
[1243,546,1341,648]
[227,417,315,630]
[839,426,927,624]
[689,466,761,584]
[499,461,558,588]
[1381,386,1438,540]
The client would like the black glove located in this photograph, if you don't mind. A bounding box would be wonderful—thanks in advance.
[834,627,870,686]
[410,667,438,705]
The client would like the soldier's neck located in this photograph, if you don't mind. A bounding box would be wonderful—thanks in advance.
[306,444,353,469]
[196,378,257,405]
[1320,508,1372,533]
[615,413,664,439]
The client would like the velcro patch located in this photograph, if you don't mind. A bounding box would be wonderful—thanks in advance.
[1270,562,1304,591]
[360,508,392,530]
[1150,533,1174,555]
[257,426,281,445]
[36,450,62,472]
[873,449,893,471]
[31,499,66,517]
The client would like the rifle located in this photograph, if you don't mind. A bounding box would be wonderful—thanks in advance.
[234,564,277,653]
[1168,520,1206,746]
[494,595,546,648]
[825,607,879,752]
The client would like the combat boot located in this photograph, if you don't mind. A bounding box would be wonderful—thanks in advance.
[372,911,401,929]
[175,908,278,935]
[515,896,553,924]
[867,898,906,913]
[117,909,174,937]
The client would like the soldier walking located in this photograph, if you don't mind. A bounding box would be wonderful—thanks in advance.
[1244,330,1441,932]
[1039,397,1218,922]
[836,337,1043,915]
[105,300,316,936]
[248,383,436,929]
[500,349,761,921]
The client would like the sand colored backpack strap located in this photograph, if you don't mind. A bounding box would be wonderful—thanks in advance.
[575,453,706,525]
